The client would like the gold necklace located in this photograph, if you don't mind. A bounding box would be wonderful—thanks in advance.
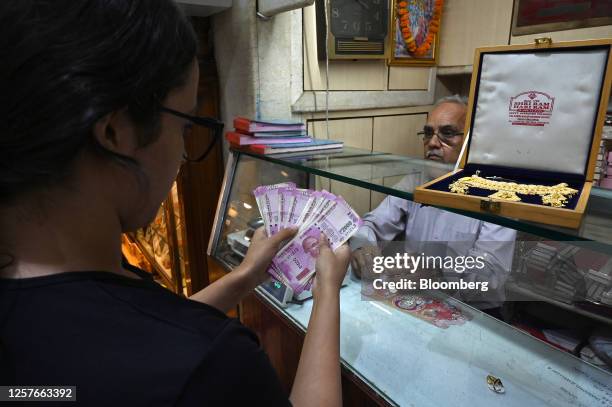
[449,171,578,208]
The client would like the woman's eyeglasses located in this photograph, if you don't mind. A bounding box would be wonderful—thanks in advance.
[417,125,464,146]
[159,106,224,162]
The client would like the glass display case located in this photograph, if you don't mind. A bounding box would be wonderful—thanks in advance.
[124,182,191,295]
[208,147,612,407]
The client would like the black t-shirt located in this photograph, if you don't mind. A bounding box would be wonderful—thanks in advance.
[0,265,291,406]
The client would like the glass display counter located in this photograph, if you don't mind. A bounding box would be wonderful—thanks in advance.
[208,147,612,407]
[126,183,190,295]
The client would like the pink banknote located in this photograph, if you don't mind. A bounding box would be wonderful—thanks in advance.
[273,200,363,293]
[253,182,295,236]
[253,183,362,294]
[285,189,314,228]
[273,226,322,293]
[277,186,295,230]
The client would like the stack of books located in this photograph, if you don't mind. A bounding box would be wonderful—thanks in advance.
[516,242,583,303]
[226,117,343,155]
[600,151,612,189]
[599,114,612,189]
[584,260,612,304]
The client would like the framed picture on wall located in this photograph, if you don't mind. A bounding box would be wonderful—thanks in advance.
[388,0,443,66]
[512,0,612,36]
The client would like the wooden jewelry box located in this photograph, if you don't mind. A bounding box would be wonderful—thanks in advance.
[415,39,612,229]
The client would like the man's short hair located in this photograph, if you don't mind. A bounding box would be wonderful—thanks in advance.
[435,94,468,107]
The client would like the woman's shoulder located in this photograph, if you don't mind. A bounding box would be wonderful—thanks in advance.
[1,269,234,340]
[1,270,288,405]
[176,316,291,406]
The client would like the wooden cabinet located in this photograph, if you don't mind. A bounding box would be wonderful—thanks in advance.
[307,113,428,213]
[373,114,427,158]
[438,0,514,67]
[239,291,390,406]
[308,117,374,149]
[126,185,188,294]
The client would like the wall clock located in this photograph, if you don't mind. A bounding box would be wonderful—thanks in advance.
[316,0,389,60]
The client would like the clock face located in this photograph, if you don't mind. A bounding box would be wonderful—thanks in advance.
[329,0,388,40]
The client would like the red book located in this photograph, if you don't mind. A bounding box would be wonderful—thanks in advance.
[231,139,343,155]
[225,132,311,146]
[234,128,308,138]
[233,117,306,133]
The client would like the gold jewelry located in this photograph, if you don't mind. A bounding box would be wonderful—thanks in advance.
[488,190,521,202]
[486,375,505,394]
[449,171,578,208]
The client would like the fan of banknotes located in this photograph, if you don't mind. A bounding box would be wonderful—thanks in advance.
[253,182,363,295]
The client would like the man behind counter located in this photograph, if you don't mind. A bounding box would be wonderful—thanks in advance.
[350,95,516,310]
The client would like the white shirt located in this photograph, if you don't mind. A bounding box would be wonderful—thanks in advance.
[350,175,517,308]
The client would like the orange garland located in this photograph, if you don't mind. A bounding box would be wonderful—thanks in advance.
[398,0,443,56]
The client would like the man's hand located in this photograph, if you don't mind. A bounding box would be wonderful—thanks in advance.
[239,226,298,289]
[312,233,351,298]
[350,245,381,280]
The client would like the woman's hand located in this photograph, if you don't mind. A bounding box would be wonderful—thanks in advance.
[312,233,351,298]
[190,226,297,312]
[350,245,381,280]
[290,233,348,407]
[238,226,298,289]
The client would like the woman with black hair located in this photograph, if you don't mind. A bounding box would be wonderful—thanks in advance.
[0,1,350,405]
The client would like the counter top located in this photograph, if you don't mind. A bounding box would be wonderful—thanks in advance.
[259,280,612,407]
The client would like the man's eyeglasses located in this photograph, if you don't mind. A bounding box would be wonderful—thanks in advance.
[417,125,464,146]
[160,106,224,162]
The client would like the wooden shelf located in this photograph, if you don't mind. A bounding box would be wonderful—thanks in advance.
[506,282,612,326]
[437,65,472,76]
